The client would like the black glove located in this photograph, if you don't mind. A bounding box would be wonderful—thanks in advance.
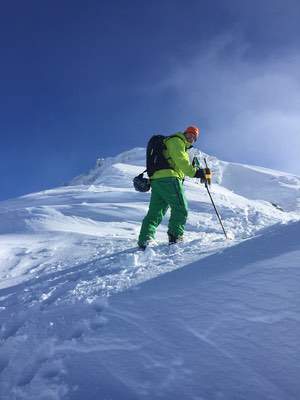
[194,168,205,179]
[195,168,212,185]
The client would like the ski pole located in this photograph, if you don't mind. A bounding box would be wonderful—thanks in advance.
[193,156,228,239]
[203,158,228,239]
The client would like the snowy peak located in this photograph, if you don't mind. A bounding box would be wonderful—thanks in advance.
[70,147,300,212]
[70,148,146,186]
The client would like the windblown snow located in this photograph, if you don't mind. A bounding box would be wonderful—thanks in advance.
[0,147,299,399]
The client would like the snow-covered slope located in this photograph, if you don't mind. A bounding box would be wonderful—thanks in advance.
[0,148,299,399]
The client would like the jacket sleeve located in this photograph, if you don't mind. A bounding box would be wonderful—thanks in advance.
[166,137,197,178]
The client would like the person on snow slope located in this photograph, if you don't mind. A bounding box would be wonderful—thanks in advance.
[138,126,211,250]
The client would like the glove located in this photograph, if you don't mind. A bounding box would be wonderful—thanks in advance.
[194,168,212,185]
[194,168,205,179]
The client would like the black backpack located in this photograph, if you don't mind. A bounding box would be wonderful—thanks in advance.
[146,134,186,177]
[133,134,185,192]
[146,135,170,177]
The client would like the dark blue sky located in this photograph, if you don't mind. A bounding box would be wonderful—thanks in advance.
[1,0,300,200]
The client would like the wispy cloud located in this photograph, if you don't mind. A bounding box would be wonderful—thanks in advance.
[159,35,300,175]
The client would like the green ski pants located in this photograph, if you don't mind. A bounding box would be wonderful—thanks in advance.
[138,178,188,246]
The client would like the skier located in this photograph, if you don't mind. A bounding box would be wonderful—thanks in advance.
[138,126,211,250]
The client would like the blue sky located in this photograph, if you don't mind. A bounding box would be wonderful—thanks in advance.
[1,0,300,200]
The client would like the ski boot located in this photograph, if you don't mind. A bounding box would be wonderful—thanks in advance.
[168,233,184,245]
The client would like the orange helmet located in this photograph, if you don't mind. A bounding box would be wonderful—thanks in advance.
[185,125,200,140]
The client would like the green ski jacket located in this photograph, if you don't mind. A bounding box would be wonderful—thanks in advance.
[151,132,197,181]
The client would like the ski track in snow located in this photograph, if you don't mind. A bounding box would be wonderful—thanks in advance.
[0,148,300,399]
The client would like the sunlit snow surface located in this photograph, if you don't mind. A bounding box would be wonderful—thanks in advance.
[0,148,299,399]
